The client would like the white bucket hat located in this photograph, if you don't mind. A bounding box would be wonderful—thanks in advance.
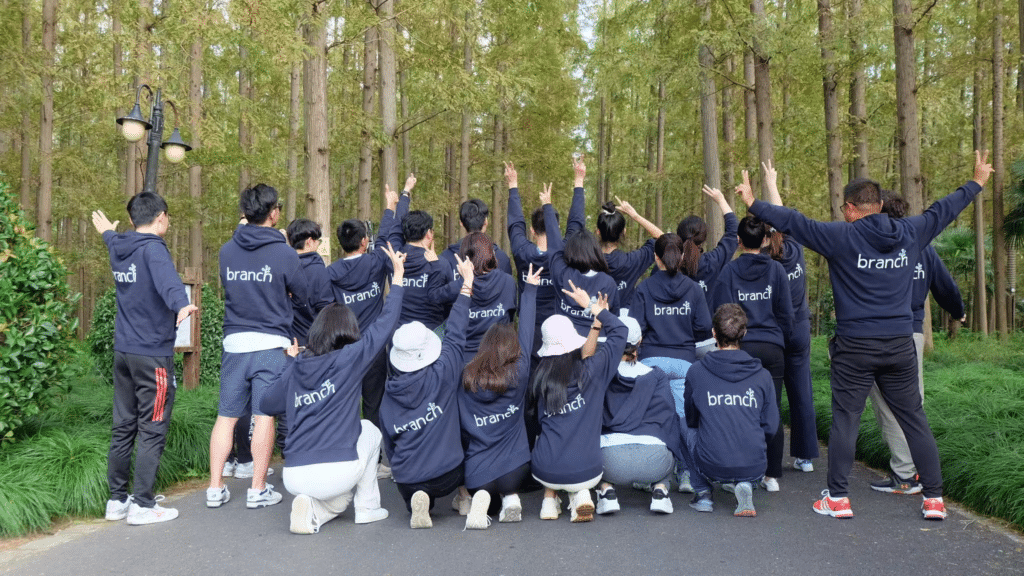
[536,315,588,357]
[620,315,642,346]
[390,322,442,372]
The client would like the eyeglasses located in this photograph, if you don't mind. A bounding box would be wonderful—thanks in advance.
[276,203,283,210]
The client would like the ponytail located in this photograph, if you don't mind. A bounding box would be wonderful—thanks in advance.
[682,238,700,278]
[765,230,785,262]
[655,233,686,277]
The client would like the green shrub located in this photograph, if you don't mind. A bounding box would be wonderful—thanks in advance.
[0,177,80,442]
[86,287,116,382]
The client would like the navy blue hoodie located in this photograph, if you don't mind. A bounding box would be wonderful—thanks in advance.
[103,231,190,357]
[326,206,398,330]
[220,224,311,339]
[386,195,449,329]
[530,310,627,485]
[694,212,739,308]
[776,234,810,321]
[440,241,513,280]
[602,363,685,463]
[458,284,537,489]
[545,204,621,336]
[291,251,333,346]
[380,294,471,484]
[604,239,655,309]
[749,180,982,337]
[684,349,779,482]
[913,245,964,333]
[260,286,404,466]
[630,271,713,362]
[433,268,517,355]
[711,253,794,349]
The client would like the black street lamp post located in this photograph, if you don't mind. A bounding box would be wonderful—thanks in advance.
[117,84,192,194]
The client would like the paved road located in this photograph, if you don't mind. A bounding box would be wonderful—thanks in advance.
[2,453,1022,576]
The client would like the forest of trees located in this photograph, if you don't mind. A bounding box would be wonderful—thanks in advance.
[1,0,1022,341]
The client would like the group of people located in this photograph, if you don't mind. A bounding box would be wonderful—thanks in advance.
[94,149,992,531]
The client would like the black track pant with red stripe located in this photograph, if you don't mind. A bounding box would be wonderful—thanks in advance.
[108,352,176,508]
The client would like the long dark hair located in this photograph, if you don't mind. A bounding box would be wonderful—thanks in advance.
[596,201,626,243]
[530,349,586,416]
[655,233,688,277]
[306,303,361,356]
[460,231,497,276]
[462,324,520,394]
[564,230,610,273]
[764,230,785,261]
[677,215,707,279]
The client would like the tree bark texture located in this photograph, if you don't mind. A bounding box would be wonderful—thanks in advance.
[847,0,868,180]
[377,0,399,198]
[287,62,300,222]
[189,31,203,279]
[892,0,924,215]
[357,25,377,221]
[304,6,331,255]
[20,0,32,214]
[992,2,1009,338]
[973,0,988,334]
[698,0,722,244]
[751,0,775,200]
[818,0,844,222]
[37,0,55,241]
[459,11,473,204]
[722,54,736,208]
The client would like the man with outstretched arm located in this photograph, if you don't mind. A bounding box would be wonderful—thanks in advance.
[738,150,993,521]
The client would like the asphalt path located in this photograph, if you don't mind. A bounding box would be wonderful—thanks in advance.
[2,451,1022,576]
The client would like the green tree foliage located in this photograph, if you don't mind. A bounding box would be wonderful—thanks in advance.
[0,177,79,441]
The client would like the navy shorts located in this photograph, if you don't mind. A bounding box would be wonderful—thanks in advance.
[219,348,288,417]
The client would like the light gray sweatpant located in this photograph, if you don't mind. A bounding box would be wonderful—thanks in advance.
[868,332,925,479]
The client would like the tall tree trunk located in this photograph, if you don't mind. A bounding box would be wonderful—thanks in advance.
[597,96,606,205]
[304,5,331,253]
[492,112,505,250]
[20,0,32,214]
[1018,0,1024,112]
[698,0,722,243]
[238,37,252,193]
[287,62,300,222]
[377,0,399,198]
[993,3,1009,339]
[847,0,868,180]
[357,26,378,220]
[656,79,666,231]
[189,26,203,279]
[893,0,924,215]
[604,106,614,208]
[459,12,473,204]
[722,54,737,208]
[972,28,988,333]
[751,0,775,200]
[399,51,412,178]
[37,0,55,241]
[743,49,757,190]
[819,0,844,222]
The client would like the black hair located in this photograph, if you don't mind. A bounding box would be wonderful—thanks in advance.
[531,206,558,234]
[463,323,520,394]
[126,192,168,228]
[337,219,368,253]
[880,189,907,219]
[306,303,361,356]
[460,231,497,276]
[286,218,321,250]
[596,201,626,243]
[737,215,768,250]
[676,215,708,246]
[239,183,279,224]
[459,199,489,233]
[563,230,610,273]
[713,303,747,348]
[655,233,685,276]
[402,210,433,242]
[530,348,586,416]
[843,178,881,207]
[621,342,639,364]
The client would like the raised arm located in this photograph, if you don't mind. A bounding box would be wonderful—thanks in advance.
[565,157,587,239]
[702,184,734,216]
[541,183,565,254]
[518,265,540,357]
[615,197,664,239]
[505,162,532,257]
[761,161,783,207]
[387,181,413,249]
[907,151,991,247]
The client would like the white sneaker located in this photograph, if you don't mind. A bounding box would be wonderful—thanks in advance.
[376,463,392,480]
[126,497,178,525]
[246,484,283,508]
[410,490,432,529]
[569,490,594,523]
[539,496,562,520]
[451,490,472,516]
[760,477,780,492]
[650,487,673,514]
[464,491,492,530]
[354,507,389,524]
[206,486,230,508]
[595,487,620,515]
[221,459,237,477]
[105,496,132,521]
[793,459,814,472]
[498,494,522,522]
[234,461,274,479]
[290,494,317,534]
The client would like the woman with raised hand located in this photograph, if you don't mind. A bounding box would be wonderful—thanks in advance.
[457,264,543,528]
[596,197,664,313]
[677,186,739,357]
[530,286,627,523]
[379,254,476,530]
[260,243,407,535]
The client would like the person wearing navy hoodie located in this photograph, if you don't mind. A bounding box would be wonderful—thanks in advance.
[710,212,793,493]
[457,265,543,528]
[631,232,713,493]
[286,218,333,347]
[387,195,449,331]
[531,288,627,523]
[432,232,517,357]
[505,159,586,356]
[379,256,475,529]
[92,193,197,526]
[542,185,620,337]
[260,244,406,534]
[741,150,994,521]
[677,186,739,357]
[868,191,965,495]
[684,304,778,517]
[439,198,513,282]
[594,316,682,516]
[207,183,311,511]
[596,198,663,313]
[756,163,820,475]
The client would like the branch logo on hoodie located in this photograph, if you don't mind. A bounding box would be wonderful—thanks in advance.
[473,403,520,427]
[344,281,382,305]
[738,285,772,302]
[469,302,506,319]
[788,262,804,282]
[914,262,925,281]
[521,272,552,286]
[707,387,758,409]
[113,263,137,284]
[698,280,707,292]
[294,379,336,408]
[393,401,444,434]
[544,393,585,418]
[226,264,273,283]
[403,273,429,288]
[560,299,593,318]
[654,301,691,316]
[857,248,909,270]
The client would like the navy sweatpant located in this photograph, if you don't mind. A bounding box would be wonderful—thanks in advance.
[784,315,820,459]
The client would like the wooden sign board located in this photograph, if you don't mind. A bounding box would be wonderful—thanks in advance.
[174,267,202,389]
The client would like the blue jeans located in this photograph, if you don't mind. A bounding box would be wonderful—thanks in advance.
[641,356,694,485]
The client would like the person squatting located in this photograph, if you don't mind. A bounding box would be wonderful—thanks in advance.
[95,150,992,531]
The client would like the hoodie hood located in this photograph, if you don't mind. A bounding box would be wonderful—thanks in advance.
[700,349,764,383]
[385,367,436,409]
[233,224,287,252]
[733,253,775,282]
[646,271,694,303]
[109,230,167,260]
[290,351,341,391]
[855,213,903,254]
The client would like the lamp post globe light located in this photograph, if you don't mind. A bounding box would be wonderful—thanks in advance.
[117,85,193,193]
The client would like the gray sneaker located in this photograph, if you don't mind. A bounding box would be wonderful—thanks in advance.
[689,491,713,513]
[733,482,756,517]
[246,484,283,509]
[105,496,133,521]
[206,486,230,508]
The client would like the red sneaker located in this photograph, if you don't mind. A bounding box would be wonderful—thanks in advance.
[922,497,947,520]
[812,489,853,519]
